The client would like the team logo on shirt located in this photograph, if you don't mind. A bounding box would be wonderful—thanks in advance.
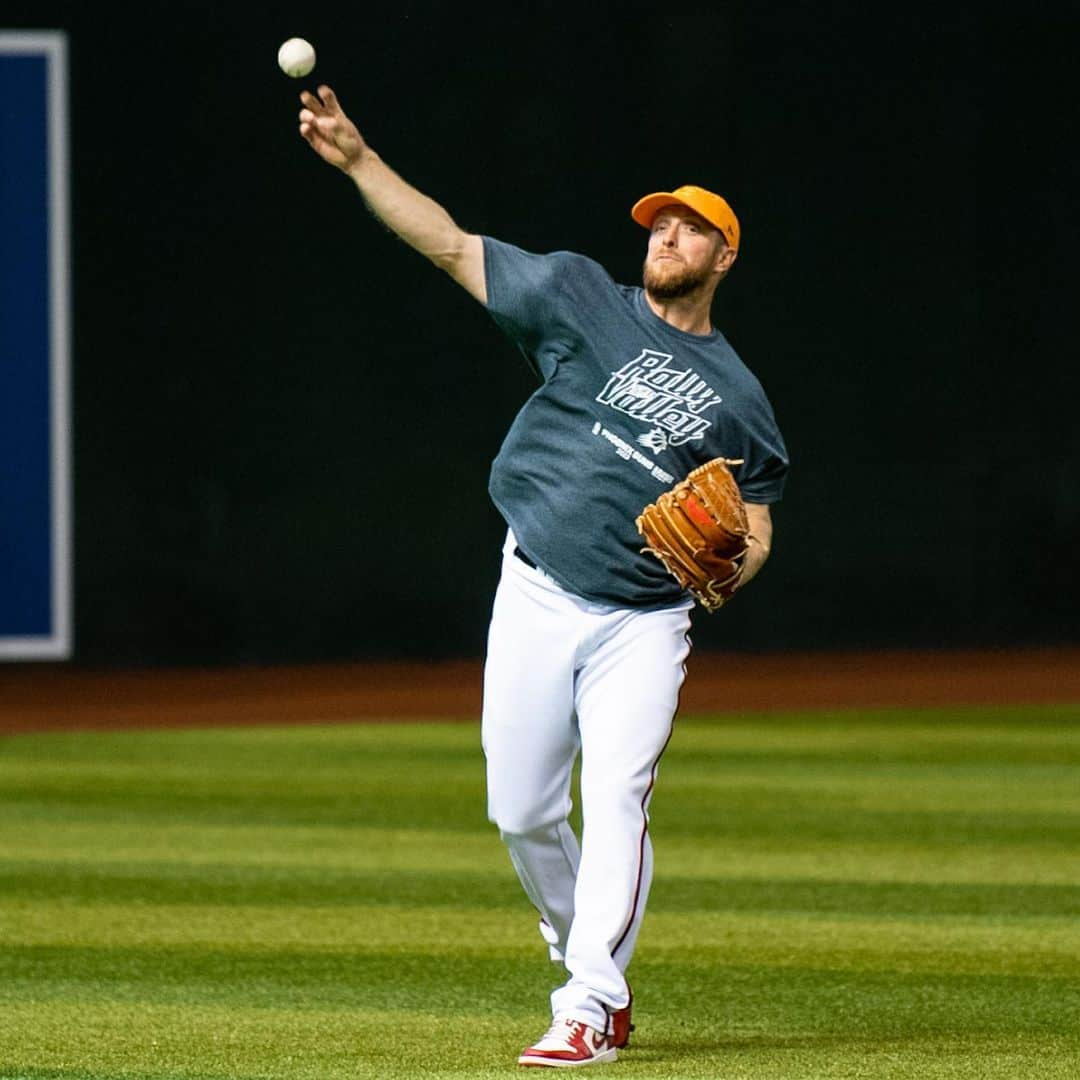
[637,429,670,454]
[595,349,722,452]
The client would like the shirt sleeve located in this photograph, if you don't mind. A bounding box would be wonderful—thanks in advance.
[739,446,789,504]
[482,237,598,378]
[734,393,790,504]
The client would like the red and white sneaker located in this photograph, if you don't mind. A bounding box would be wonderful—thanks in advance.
[518,1017,618,1068]
[609,985,634,1049]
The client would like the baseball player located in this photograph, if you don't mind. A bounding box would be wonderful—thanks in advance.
[298,85,789,1068]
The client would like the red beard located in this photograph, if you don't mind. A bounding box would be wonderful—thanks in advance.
[642,255,714,300]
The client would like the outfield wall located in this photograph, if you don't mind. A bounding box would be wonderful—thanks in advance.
[1,9,1075,665]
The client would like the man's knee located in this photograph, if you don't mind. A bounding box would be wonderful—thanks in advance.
[487,775,571,836]
[492,807,566,839]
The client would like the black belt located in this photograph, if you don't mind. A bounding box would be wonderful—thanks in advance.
[513,546,537,570]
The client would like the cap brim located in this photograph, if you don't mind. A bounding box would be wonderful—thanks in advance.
[631,192,689,229]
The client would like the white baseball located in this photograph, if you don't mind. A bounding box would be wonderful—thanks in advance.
[277,37,316,79]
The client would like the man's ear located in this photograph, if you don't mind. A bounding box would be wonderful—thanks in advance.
[714,243,737,275]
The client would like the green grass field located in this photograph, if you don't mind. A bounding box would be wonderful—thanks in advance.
[1,704,1078,1079]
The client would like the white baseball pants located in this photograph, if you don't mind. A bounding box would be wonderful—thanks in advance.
[481,531,692,1033]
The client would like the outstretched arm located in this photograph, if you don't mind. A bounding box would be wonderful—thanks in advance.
[299,85,486,303]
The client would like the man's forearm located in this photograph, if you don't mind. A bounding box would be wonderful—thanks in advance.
[739,503,773,588]
[740,535,770,587]
[347,151,464,270]
[345,151,486,301]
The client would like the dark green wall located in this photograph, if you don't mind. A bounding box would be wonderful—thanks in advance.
[7,5,1077,663]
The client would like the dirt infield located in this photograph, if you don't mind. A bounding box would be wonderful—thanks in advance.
[1,647,1077,735]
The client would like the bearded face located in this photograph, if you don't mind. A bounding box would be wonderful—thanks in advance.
[642,254,717,300]
[641,206,731,303]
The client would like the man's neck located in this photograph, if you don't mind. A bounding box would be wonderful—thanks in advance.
[643,290,714,336]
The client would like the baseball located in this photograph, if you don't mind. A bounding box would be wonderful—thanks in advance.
[277,37,316,79]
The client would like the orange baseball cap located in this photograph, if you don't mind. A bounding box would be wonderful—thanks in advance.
[631,185,740,251]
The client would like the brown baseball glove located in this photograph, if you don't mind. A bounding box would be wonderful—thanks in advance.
[636,457,749,612]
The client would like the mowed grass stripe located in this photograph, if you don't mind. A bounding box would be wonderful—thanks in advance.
[2,1004,1079,1080]
[3,822,1076,885]
[3,902,1078,977]
[0,823,502,870]
[0,723,489,830]
[4,894,1075,963]
[0,862,522,909]
[0,1002,544,1080]
[2,943,1077,1025]
[2,861,1078,917]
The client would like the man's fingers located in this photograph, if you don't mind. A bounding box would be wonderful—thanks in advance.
[298,123,330,157]
[299,120,345,163]
[297,84,351,167]
[299,89,327,115]
[299,110,338,139]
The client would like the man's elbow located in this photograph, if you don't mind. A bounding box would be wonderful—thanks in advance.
[434,233,487,304]
[429,230,466,271]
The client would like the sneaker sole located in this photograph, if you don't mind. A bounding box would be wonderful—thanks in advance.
[518,1048,618,1068]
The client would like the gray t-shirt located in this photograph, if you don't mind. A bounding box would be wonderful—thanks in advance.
[483,236,789,608]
